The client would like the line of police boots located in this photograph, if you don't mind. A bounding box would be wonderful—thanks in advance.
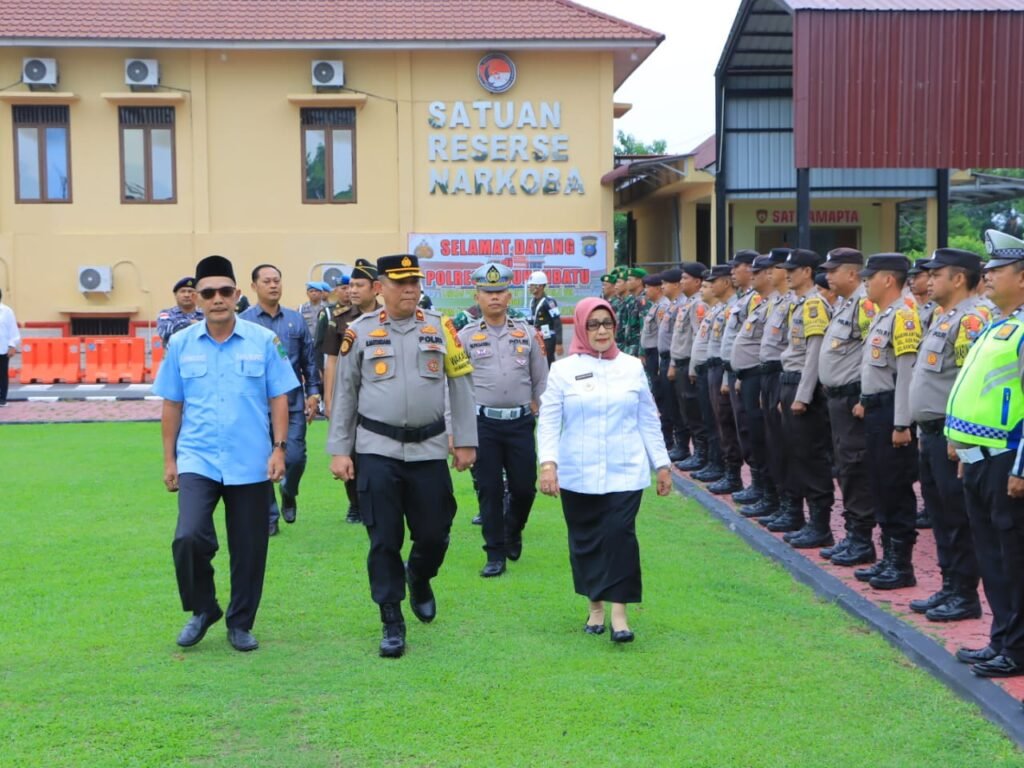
[851,534,917,590]
[908,574,982,622]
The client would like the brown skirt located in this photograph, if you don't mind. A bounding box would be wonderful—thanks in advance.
[560,488,643,604]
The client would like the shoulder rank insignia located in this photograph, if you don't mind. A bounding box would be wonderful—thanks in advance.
[996,324,1018,341]
[340,328,356,356]
[378,309,388,323]
[416,308,425,322]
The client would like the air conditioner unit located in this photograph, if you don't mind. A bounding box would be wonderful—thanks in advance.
[311,60,344,88]
[321,264,348,286]
[22,57,58,86]
[125,58,159,87]
[77,266,114,293]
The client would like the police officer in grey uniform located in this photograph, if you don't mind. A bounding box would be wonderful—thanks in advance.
[817,248,878,566]
[908,249,988,620]
[688,280,724,482]
[658,268,687,460]
[458,262,548,577]
[669,264,709,471]
[853,253,922,591]
[752,250,794,524]
[298,281,328,339]
[702,265,743,493]
[641,273,666,385]
[328,254,478,658]
[156,277,203,344]
[908,262,938,330]
[730,254,775,514]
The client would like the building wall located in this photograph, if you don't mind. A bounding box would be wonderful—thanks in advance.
[730,198,890,255]
[0,46,615,324]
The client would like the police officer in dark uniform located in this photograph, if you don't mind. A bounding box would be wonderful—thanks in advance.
[458,262,548,577]
[528,271,563,364]
[328,254,477,658]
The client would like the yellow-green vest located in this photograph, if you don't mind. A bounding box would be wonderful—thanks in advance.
[945,314,1024,448]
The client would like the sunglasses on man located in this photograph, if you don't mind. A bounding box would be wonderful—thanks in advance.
[198,286,237,300]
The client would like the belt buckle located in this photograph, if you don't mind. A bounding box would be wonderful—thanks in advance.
[956,447,983,464]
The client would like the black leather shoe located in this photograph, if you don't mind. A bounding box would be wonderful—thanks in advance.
[176,607,223,647]
[766,512,805,533]
[732,486,761,505]
[675,454,706,472]
[820,537,850,560]
[506,534,523,562]
[788,528,834,549]
[583,623,605,635]
[268,520,279,537]
[610,628,635,644]
[379,604,406,658]
[915,511,932,529]
[405,563,436,624]
[480,560,506,578]
[668,446,688,463]
[227,628,259,652]
[471,514,483,526]
[909,586,953,614]
[956,645,998,664]
[707,474,743,495]
[691,465,724,483]
[926,594,982,622]
[971,655,1024,678]
[830,538,876,567]
[281,496,297,524]
[345,505,362,524]
[783,524,812,543]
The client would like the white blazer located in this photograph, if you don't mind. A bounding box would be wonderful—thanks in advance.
[537,352,671,495]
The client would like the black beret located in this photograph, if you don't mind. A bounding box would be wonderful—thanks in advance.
[860,253,911,277]
[195,255,235,284]
[821,247,864,270]
[661,268,683,284]
[681,262,706,279]
[642,273,663,287]
[173,277,195,293]
[919,249,981,273]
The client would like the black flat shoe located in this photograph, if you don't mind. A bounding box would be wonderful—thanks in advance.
[480,560,506,578]
[971,654,1024,678]
[583,623,605,635]
[610,628,635,644]
[227,628,259,652]
[956,645,998,664]
[176,607,223,647]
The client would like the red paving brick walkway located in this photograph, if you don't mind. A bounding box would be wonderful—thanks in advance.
[676,464,1024,702]
[0,399,161,423]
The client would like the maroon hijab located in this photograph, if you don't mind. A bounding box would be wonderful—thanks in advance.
[568,297,620,360]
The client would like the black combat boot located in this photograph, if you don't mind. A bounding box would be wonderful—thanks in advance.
[732,468,762,505]
[707,465,743,495]
[788,504,834,549]
[869,536,917,590]
[820,520,852,560]
[675,447,707,472]
[830,525,877,566]
[379,603,407,658]
[909,575,953,614]
[758,493,792,528]
[668,441,689,463]
[766,496,805,533]
[854,534,890,580]
[740,483,779,518]
[691,462,725,483]
[925,578,982,622]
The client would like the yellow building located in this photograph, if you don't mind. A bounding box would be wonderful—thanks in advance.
[0,0,663,332]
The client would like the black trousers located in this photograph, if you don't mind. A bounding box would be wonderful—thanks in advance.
[476,414,537,560]
[543,338,556,365]
[673,357,706,454]
[918,430,979,588]
[560,488,643,604]
[172,474,270,631]
[356,453,456,605]
[962,452,1022,657]
[344,454,360,511]
[645,348,671,446]
[760,369,787,494]
[268,408,308,524]
[727,371,753,467]
[779,380,834,508]
[659,351,687,448]
[708,363,741,469]
[862,394,917,540]
[0,353,9,402]
[737,370,767,472]
[694,364,722,466]
[826,393,874,527]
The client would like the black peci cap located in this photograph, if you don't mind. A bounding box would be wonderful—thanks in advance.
[195,255,235,284]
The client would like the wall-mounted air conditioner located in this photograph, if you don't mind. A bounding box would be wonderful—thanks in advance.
[78,266,113,293]
[23,57,57,86]
[312,60,344,88]
[125,58,160,87]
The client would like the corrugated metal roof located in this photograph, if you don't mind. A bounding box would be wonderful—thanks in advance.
[782,0,1024,10]
[793,9,1024,168]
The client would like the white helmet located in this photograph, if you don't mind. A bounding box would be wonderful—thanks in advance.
[527,270,548,286]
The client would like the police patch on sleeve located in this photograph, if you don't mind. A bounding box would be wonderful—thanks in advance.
[441,315,473,377]
[892,308,922,356]
[802,297,829,337]
[272,336,288,359]
[340,328,356,356]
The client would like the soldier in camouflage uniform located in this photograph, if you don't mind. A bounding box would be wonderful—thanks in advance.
[616,267,647,357]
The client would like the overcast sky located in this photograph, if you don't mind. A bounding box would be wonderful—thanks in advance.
[580,0,745,153]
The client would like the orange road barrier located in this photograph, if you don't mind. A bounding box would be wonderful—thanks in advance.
[148,336,164,381]
[83,337,146,383]
[19,338,82,383]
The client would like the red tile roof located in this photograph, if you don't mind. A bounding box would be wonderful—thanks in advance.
[0,0,664,43]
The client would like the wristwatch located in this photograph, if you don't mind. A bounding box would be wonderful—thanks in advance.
[272,440,287,450]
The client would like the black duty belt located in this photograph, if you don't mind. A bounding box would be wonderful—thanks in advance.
[759,361,783,374]
[707,357,723,367]
[673,357,690,367]
[694,362,709,375]
[859,390,895,408]
[779,371,802,385]
[822,382,860,399]
[917,418,945,435]
[358,415,446,443]
[735,366,761,381]
[658,350,671,359]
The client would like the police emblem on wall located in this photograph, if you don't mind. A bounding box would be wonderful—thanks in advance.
[478,53,516,94]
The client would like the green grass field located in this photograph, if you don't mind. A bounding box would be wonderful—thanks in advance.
[2,420,1022,767]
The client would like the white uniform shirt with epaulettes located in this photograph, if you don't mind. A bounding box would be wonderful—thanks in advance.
[670,293,705,361]
[689,301,718,377]
[781,289,832,403]
[641,296,668,350]
[819,286,878,388]
[326,307,478,461]
[860,298,922,428]
[657,295,679,353]
[721,287,759,368]
[730,290,768,372]
[909,296,992,423]
[759,291,792,363]
[706,298,732,361]
[458,316,548,409]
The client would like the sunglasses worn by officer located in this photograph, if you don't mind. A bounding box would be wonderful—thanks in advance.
[586,318,615,331]
[198,286,237,300]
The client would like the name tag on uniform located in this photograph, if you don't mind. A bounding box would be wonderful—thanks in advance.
[575,372,594,380]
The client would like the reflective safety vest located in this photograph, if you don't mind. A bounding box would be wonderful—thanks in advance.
[945,313,1024,448]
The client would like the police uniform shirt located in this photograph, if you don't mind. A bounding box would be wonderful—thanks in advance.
[670,295,705,361]
[781,290,831,403]
[327,308,478,461]
[458,317,548,408]
[909,295,990,423]
[156,305,203,344]
[730,291,769,372]
[152,319,300,485]
[238,306,320,410]
[918,299,938,330]
[298,300,325,338]
[759,291,792,363]
[531,295,563,346]
[689,301,718,377]
[720,288,757,367]
[642,296,669,350]
[706,298,731,360]
[819,286,877,388]
[860,298,922,428]
[657,295,680,353]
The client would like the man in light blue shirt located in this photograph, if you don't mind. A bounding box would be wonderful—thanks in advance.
[154,254,299,653]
